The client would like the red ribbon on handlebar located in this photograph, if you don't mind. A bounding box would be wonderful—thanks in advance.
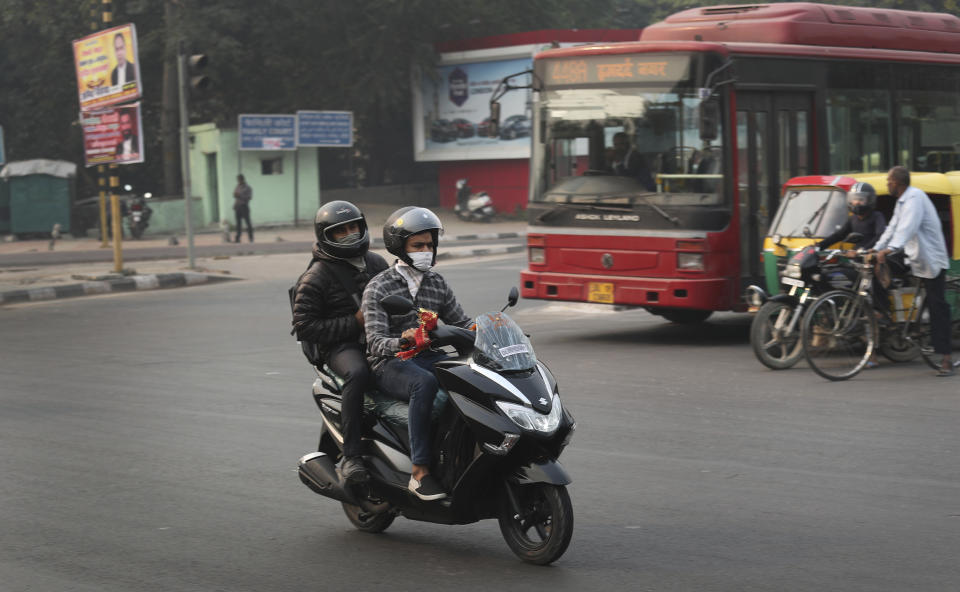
[396,308,439,360]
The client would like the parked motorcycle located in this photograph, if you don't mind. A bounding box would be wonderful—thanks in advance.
[297,288,577,565]
[126,195,152,239]
[746,238,858,369]
[454,178,496,222]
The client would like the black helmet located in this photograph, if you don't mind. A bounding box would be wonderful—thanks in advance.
[847,182,877,216]
[382,206,443,266]
[314,200,369,259]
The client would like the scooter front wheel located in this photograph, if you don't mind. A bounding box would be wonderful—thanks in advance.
[498,483,573,565]
[342,502,395,533]
[750,300,804,369]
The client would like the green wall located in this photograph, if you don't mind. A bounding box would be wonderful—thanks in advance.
[187,123,321,229]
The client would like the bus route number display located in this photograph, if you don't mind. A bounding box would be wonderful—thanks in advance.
[544,55,690,85]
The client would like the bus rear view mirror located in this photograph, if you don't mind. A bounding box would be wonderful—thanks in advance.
[488,101,501,138]
[699,100,719,141]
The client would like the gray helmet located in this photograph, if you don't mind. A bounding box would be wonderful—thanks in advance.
[382,206,443,266]
[314,200,369,260]
[847,182,877,216]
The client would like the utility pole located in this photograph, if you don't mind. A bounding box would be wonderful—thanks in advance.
[177,40,196,270]
[102,0,123,272]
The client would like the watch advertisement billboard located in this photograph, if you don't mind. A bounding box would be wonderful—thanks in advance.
[413,57,532,162]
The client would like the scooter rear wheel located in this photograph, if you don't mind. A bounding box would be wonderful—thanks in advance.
[342,502,395,533]
[498,483,573,565]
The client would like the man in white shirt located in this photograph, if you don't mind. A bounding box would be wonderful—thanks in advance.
[875,166,954,377]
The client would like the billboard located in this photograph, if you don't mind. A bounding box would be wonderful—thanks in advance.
[72,24,142,110]
[238,114,297,150]
[413,57,532,162]
[81,103,144,167]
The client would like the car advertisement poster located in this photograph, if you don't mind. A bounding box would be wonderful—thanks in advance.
[413,57,532,162]
[80,102,144,167]
[72,24,142,110]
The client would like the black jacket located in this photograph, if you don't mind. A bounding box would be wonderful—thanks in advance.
[816,211,887,251]
[291,244,388,360]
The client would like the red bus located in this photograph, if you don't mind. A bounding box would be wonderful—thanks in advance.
[516,3,960,323]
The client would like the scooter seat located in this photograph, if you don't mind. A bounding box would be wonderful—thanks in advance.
[362,389,449,430]
[320,365,448,430]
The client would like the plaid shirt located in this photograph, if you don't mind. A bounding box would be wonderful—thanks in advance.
[362,264,471,369]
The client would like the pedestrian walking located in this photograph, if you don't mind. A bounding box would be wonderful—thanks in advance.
[233,174,254,243]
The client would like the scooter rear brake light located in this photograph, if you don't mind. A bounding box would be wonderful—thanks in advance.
[483,433,520,455]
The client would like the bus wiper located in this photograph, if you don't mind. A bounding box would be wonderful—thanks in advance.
[589,193,680,225]
[637,195,680,226]
[535,202,635,222]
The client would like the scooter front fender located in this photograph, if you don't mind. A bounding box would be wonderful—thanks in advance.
[507,458,571,486]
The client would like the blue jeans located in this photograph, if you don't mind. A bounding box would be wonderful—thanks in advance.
[374,351,446,466]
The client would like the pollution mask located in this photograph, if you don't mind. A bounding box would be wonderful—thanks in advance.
[409,251,434,272]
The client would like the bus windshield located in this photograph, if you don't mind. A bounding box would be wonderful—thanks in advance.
[535,86,724,210]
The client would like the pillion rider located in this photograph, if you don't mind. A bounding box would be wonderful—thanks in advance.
[291,201,389,482]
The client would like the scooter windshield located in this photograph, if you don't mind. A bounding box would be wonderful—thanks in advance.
[471,311,537,372]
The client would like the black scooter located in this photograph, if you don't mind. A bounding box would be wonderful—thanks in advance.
[297,288,577,565]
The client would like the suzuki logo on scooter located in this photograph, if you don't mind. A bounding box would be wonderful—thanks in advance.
[539,397,548,406]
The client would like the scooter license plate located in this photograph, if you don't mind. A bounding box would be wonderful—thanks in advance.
[587,282,614,303]
[782,277,804,288]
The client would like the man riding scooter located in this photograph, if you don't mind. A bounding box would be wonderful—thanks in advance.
[361,206,473,500]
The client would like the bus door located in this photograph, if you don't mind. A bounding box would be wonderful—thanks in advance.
[735,91,813,285]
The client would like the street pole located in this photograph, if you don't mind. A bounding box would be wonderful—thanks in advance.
[177,41,196,269]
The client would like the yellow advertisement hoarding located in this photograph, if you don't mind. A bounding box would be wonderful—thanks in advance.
[72,24,141,110]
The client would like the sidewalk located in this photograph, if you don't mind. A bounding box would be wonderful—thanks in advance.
[0,204,527,305]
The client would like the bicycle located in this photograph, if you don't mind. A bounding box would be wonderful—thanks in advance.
[800,251,960,381]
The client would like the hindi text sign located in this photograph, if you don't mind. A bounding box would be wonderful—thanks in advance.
[239,114,296,150]
[296,111,353,147]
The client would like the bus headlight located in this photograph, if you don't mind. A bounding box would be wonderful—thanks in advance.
[677,252,704,271]
[529,247,545,264]
[496,398,562,434]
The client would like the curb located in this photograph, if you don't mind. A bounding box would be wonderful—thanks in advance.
[0,272,240,305]
[0,242,523,305]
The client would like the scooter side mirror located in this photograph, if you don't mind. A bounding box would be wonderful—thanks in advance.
[501,287,519,312]
[381,294,414,315]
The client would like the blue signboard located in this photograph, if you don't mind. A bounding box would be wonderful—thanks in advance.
[238,114,296,151]
[0,125,5,165]
[296,111,353,147]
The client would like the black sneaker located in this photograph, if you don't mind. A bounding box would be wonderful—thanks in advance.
[340,456,369,483]
[408,474,446,501]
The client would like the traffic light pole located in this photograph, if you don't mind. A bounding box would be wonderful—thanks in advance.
[176,42,196,269]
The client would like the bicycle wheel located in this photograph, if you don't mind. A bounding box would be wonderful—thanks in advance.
[802,290,876,381]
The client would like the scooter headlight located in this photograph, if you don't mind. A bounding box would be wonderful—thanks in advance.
[496,397,562,434]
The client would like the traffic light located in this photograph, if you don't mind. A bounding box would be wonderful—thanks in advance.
[188,53,210,92]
